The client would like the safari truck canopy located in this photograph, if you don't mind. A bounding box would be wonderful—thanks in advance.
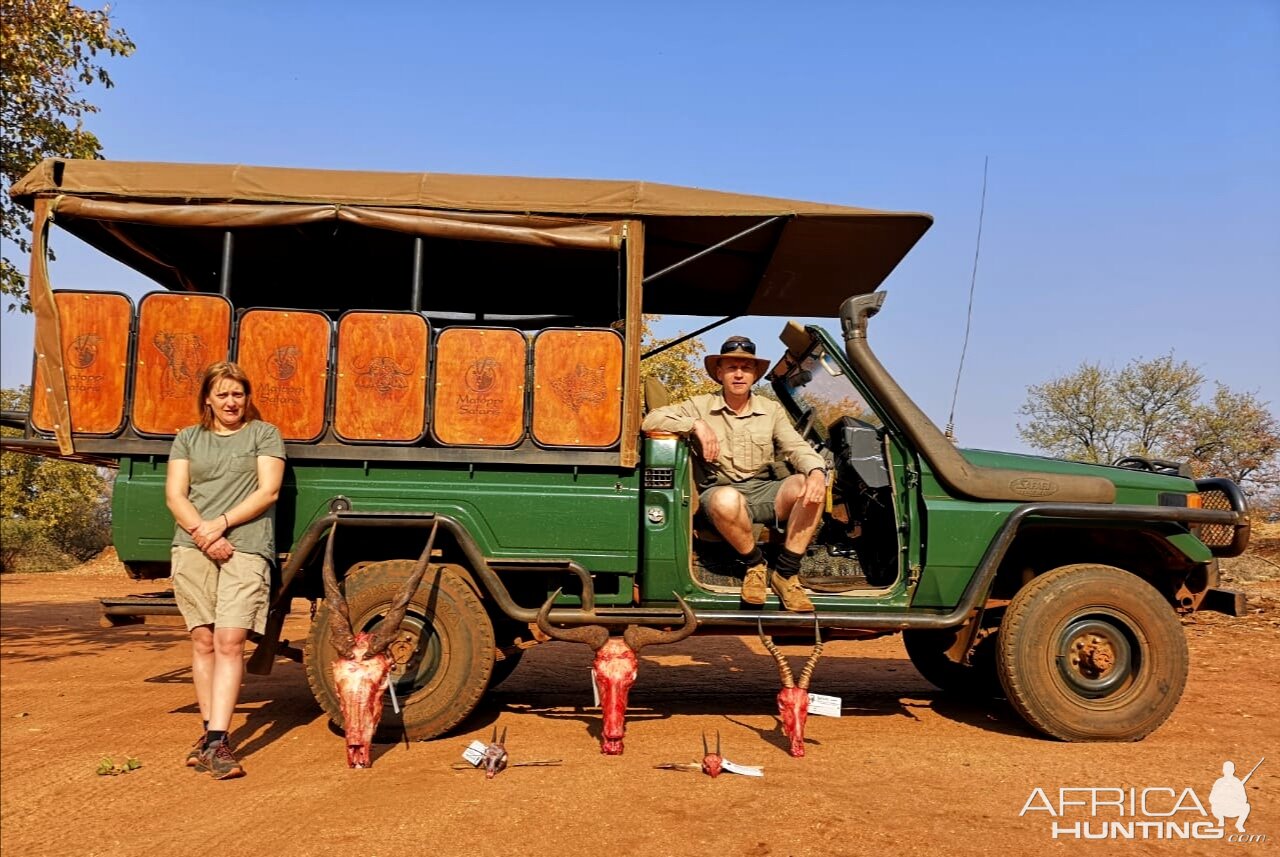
[11,158,932,458]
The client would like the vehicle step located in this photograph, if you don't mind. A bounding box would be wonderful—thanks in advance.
[100,592,180,626]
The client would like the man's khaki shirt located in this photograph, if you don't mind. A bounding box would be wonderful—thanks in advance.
[641,392,825,486]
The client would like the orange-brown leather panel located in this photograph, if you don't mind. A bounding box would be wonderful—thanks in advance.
[432,328,526,447]
[532,329,623,447]
[236,309,331,442]
[32,291,131,435]
[334,312,428,442]
[131,293,231,435]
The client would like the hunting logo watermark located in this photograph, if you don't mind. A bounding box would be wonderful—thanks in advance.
[1021,758,1266,843]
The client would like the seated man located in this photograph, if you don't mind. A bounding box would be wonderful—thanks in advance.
[642,336,827,611]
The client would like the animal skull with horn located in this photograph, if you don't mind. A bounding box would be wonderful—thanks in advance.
[654,731,727,777]
[701,730,724,778]
[322,520,440,768]
[536,589,698,755]
[479,726,509,779]
[758,616,824,758]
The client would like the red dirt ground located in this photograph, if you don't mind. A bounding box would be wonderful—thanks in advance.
[1,565,1277,857]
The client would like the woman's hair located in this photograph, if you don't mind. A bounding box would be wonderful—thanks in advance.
[197,361,262,430]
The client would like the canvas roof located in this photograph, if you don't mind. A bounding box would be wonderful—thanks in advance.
[11,158,932,317]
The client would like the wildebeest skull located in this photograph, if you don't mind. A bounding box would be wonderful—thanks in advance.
[536,590,698,755]
[322,520,439,768]
[758,616,824,758]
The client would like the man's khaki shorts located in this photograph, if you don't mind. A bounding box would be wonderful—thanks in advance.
[171,546,270,634]
[699,477,785,527]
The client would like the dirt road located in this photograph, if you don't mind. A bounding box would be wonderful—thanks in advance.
[1,568,1276,857]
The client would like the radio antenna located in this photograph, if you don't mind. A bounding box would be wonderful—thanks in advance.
[945,156,989,442]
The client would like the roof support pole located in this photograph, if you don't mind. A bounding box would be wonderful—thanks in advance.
[410,236,424,311]
[641,215,782,286]
[218,231,233,298]
[641,314,741,359]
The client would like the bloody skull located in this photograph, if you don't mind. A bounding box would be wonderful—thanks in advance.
[322,520,439,768]
[758,616,824,758]
[537,590,698,755]
[480,726,509,779]
[701,731,723,778]
[330,632,393,768]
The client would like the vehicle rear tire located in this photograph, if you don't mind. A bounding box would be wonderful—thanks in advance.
[903,623,1001,697]
[996,564,1188,742]
[304,559,495,742]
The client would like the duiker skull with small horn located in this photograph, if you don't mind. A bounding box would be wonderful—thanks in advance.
[536,589,697,755]
[758,615,824,758]
[322,520,439,768]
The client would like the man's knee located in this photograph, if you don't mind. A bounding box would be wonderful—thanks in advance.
[775,474,806,515]
[705,486,748,519]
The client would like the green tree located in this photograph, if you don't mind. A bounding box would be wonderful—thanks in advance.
[639,315,720,403]
[1018,355,1280,503]
[1017,362,1127,464]
[1,386,113,569]
[0,0,135,311]
[1113,354,1202,456]
[1173,385,1280,499]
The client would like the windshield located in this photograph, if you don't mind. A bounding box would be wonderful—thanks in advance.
[775,339,879,440]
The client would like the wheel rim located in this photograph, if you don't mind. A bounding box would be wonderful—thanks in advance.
[1054,615,1136,699]
[356,608,443,696]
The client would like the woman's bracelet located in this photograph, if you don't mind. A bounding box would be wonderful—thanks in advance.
[222,513,230,529]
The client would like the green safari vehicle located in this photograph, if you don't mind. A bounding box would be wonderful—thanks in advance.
[3,159,1251,743]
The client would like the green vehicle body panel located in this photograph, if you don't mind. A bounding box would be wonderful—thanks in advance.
[108,321,1214,618]
[910,449,1205,609]
[112,456,643,606]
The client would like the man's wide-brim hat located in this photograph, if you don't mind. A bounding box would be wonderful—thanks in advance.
[705,336,771,380]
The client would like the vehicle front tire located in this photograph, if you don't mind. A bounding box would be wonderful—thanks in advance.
[995,564,1188,742]
[304,559,495,742]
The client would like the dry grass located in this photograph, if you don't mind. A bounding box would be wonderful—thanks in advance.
[1221,520,1280,584]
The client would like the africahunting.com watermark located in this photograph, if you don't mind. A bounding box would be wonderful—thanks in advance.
[1021,758,1267,842]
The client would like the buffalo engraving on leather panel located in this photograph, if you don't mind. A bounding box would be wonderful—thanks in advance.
[353,356,411,397]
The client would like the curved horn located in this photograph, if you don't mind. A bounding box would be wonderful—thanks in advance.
[536,588,610,650]
[797,614,824,689]
[365,520,440,657]
[757,617,794,688]
[622,594,698,651]
[321,523,356,659]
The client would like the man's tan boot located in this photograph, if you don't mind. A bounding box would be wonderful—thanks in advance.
[770,572,814,612]
[741,563,768,605]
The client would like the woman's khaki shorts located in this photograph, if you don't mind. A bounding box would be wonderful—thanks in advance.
[171,546,270,634]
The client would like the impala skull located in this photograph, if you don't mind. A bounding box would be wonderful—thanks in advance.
[758,616,824,758]
[322,520,439,768]
[536,590,698,755]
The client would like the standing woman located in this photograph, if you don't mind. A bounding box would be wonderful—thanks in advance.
[165,361,285,780]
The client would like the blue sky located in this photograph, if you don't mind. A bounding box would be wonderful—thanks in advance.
[3,0,1277,453]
